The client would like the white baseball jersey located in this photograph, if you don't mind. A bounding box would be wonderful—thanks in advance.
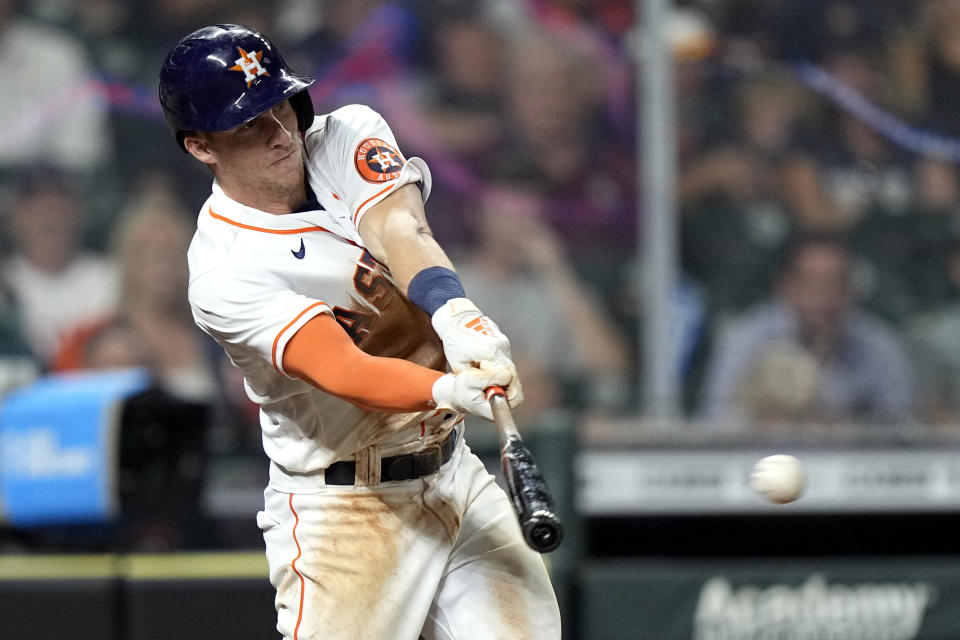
[187,104,460,492]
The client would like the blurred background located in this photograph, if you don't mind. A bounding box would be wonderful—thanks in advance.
[1,0,960,638]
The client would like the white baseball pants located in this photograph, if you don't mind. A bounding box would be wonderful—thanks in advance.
[257,437,562,640]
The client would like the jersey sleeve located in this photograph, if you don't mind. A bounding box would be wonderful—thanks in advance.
[305,104,432,229]
[189,268,332,378]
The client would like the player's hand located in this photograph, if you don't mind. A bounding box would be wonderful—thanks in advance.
[431,298,523,406]
[480,359,524,408]
[431,297,514,370]
[432,366,514,422]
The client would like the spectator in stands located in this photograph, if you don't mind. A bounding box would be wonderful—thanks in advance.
[813,112,914,230]
[407,11,507,249]
[283,0,423,111]
[680,75,825,314]
[451,185,631,417]
[487,28,635,278]
[701,232,916,428]
[908,155,960,307]
[889,0,960,137]
[1,166,118,366]
[420,12,504,166]
[53,180,217,403]
[764,35,925,323]
[850,154,960,323]
[0,0,110,174]
[906,239,960,425]
[797,33,915,230]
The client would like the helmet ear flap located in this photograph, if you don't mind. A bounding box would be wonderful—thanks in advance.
[290,90,315,133]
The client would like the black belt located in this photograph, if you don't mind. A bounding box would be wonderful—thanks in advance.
[324,430,457,486]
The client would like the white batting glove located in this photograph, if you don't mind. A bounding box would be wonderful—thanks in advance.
[431,298,523,407]
[432,367,513,422]
[432,298,511,370]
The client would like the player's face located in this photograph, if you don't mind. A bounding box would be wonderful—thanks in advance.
[189,100,305,209]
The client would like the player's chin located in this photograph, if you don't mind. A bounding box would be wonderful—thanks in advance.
[269,152,303,182]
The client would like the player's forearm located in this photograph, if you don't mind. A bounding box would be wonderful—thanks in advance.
[358,183,455,292]
[285,313,443,412]
[319,355,443,412]
[381,220,455,294]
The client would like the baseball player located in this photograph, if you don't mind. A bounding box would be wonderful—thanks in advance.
[159,25,561,640]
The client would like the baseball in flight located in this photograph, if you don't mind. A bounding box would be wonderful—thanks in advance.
[750,454,806,504]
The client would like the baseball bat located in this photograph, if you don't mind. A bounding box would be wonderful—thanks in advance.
[485,386,563,553]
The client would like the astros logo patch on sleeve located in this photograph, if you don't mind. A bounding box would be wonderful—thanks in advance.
[354,138,405,183]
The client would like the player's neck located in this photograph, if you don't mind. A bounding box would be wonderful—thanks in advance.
[218,178,307,215]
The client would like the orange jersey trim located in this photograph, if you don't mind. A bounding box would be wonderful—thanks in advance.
[209,207,333,235]
[208,207,360,248]
[353,184,396,223]
[289,494,306,640]
[272,301,327,372]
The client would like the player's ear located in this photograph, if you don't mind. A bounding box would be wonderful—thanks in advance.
[183,133,217,165]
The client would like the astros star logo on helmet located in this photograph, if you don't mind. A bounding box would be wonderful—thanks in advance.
[229,46,270,87]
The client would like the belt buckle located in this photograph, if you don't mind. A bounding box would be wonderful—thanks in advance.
[383,432,453,482]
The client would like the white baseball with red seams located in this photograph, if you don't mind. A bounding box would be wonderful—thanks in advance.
[750,454,807,504]
[750,454,806,504]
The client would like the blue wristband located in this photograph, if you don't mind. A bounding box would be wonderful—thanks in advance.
[408,266,466,316]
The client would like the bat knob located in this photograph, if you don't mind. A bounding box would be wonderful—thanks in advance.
[527,522,563,553]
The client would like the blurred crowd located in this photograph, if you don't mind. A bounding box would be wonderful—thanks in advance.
[2,0,960,547]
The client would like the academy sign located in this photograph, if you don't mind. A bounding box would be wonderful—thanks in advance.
[694,574,934,640]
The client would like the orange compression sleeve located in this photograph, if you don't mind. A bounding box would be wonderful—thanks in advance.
[283,312,444,412]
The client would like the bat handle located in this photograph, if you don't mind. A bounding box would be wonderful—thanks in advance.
[485,385,519,437]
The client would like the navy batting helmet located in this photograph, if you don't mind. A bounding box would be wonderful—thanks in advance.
[159,24,315,151]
